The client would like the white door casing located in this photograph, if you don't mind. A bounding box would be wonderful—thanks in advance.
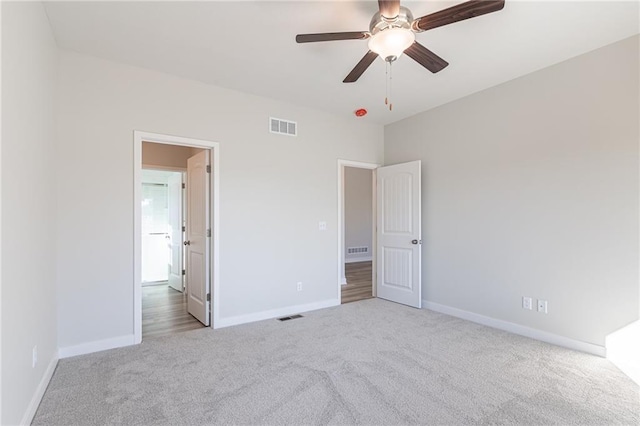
[134,131,220,343]
[167,172,183,292]
[186,150,210,325]
[376,160,422,308]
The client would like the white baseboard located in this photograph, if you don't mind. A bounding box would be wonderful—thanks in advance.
[21,353,58,426]
[216,299,339,329]
[345,256,372,263]
[340,276,347,286]
[423,300,605,357]
[58,334,136,359]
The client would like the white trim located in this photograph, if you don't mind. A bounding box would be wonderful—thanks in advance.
[134,131,221,341]
[134,135,142,342]
[337,159,380,304]
[216,299,339,329]
[0,6,4,423]
[423,300,606,357]
[20,354,58,426]
[345,256,373,263]
[59,335,136,359]
[211,143,221,330]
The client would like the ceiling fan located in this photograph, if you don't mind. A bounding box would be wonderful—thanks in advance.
[296,0,505,84]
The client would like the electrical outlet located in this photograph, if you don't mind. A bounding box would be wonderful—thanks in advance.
[318,221,327,231]
[32,345,38,368]
[296,282,303,292]
[522,296,533,310]
[537,299,548,314]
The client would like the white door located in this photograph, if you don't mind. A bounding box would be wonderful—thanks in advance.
[376,160,422,308]
[167,173,183,292]
[186,150,210,325]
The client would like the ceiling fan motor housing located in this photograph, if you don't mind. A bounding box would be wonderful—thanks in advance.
[369,6,414,35]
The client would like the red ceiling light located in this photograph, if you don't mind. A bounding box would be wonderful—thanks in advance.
[355,108,367,117]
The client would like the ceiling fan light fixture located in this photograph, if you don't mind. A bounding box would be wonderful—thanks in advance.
[368,27,415,62]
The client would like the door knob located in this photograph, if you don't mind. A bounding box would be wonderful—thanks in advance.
[411,239,419,245]
[184,240,191,246]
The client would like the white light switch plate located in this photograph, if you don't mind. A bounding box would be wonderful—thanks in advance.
[319,221,327,231]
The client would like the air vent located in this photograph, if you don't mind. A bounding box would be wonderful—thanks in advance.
[347,246,369,254]
[270,117,297,136]
[278,314,303,321]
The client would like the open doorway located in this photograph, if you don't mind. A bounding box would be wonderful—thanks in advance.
[338,159,422,308]
[134,132,220,344]
[338,160,379,304]
[140,144,205,339]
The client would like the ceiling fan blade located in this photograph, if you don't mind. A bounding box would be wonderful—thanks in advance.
[404,42,449,73]
[296,32,369,43]
[412,0,505,32]
[378,0,401,19]
[343,51,379,83]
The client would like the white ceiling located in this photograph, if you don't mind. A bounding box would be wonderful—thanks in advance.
[44,1,639,125]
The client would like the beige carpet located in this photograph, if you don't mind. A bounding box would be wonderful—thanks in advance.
[34,299,639,425]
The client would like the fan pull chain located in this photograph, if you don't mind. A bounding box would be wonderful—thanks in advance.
[389,61,393,111]
[385,61,389,107]
[384,61,393,111]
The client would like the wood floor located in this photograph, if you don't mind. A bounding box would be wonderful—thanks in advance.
[342,261,373,304]
[142,284,204,340]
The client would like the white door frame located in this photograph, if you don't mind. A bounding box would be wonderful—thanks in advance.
[134,131,220,343]
[337,159,380,303]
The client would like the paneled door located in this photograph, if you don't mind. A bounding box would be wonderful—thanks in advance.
[186,150,210,325]
[376,161,422,308]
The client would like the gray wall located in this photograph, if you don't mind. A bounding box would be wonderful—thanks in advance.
[344,167,373,262]
[1,2,59,424]
[384,35,639,347]
[55,50,383,349]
